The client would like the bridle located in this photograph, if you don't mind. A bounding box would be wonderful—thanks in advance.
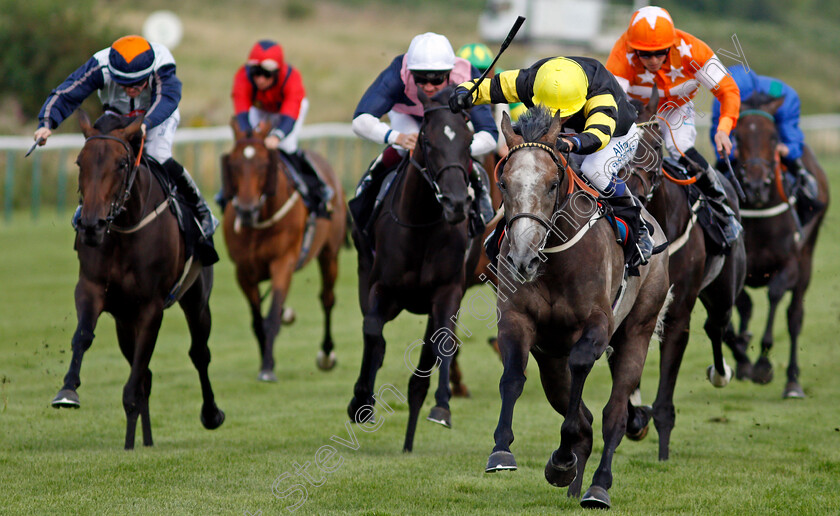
[229,137,276,214]
[82,133,144,230]
[627,120,664,203]
[388,105,471,228]
[736,110,787,202]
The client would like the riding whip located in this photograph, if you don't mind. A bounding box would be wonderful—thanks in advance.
[25,138,45,158]
[467,16,526,95]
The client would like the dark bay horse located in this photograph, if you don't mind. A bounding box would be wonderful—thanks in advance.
[623,90,747,460]
[221,121,346,381]
[348,87,479,452]
[731,96,830,398]
[51,111,224,449]
[486,106,670,509]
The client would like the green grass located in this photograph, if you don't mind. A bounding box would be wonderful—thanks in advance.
[2,161,840,514]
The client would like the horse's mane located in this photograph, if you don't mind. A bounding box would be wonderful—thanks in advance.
[512,104,553,143]
[629,99,645,114]
[741,91,779,111]
[431,85,456,104]
[93,112,141,133]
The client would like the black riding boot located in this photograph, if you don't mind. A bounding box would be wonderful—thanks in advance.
[164,158,219,240]
[349,147,402,229]
[692,164,742,249]
[782,156,819,201]
[469,160,495,237]
[288,150,333,219]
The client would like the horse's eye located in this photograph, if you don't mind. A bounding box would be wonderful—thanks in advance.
[548,181,559,194]
[498,180,506,191]
[121,159,130,169]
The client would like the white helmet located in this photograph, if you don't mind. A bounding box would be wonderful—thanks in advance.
[406,32,455,71]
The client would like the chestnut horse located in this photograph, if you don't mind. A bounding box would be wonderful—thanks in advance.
[486,106,670,509]
[221,121,346,381]
[731,96,829,398]
[51,112,225,449]
[348,87,480,452]
[623,90,748,460]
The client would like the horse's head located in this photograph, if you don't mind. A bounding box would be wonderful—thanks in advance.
[623,87,664,204]
[221,119,279,227]
[76,110,145,246]
[415,86,473,224]
[498,105,565,281]
[734,95,785,206]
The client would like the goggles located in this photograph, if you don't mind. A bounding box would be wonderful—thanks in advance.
[636,49,669,58]
[251,66,276,79]
[411,71,450,86]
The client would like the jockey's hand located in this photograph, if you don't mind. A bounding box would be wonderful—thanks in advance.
[555,137,577,154]
[714,130,732,156]
[265,134,282,149]
[34,127,51,145]
[448,87,473,113]
[395,132,417,151]
[776,142,790,157]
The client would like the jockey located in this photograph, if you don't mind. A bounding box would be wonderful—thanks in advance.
[229,40,332,218]
[350,32,498,234]
[456,42,525,155]
[449,55,655,264]
[710,64,820,203]
[35,35,218,240]
[606,5,742,251]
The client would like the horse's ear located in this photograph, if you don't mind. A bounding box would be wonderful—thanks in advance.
[264,150,279,196]
[500,111,522,147]
[546,109,564,143]
[123,115,146,151]
[417,88,430,108]
[648,85,659,114]
[763,96,785,116]
[220,153,235,200]
[231,117,245,141]
[78,110,96,138]
[255,121,272,141]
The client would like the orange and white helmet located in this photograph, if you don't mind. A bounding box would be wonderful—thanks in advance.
[626,6,676,51]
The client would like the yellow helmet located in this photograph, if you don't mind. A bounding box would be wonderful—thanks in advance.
[532,58,589,117]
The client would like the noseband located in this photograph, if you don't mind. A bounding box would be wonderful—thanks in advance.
[83,133,144,229]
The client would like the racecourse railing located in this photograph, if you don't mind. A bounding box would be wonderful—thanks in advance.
[1,116,839,222]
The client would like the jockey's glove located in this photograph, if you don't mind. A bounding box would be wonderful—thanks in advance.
[449,87,473,113]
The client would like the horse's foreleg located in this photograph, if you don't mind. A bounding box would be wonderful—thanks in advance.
[236,270,267,376]
[404,318,437,452]
[427,286,465,419]
[259,258,295,382]
[53,280,105,409]
[315,248,338,370]
[121,308,163,450]
[651,311,691,461]
[555,312,610,498]
[735,289,753,343]
[783,261,812,398]
[754,266,796,385]
[348,284,398,422]
[486,312,533,473]
[702,301,734,388]
[181,268,225,429]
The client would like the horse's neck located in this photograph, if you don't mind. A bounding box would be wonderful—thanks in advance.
[394,161,440,223]
[263,166,295,214]
[116,165,158,225]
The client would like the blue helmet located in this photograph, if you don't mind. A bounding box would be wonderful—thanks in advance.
[108,35,156,85]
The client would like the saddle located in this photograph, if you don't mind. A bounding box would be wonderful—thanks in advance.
[276,150,334,219]
[664,157,729,254]
[145,158,219,267]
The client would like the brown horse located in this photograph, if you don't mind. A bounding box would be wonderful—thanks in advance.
[221,121,346,381]
[348,87,479,452]
[731,97,830,398]
[623,90,748,460]
[486,106,670,509]
[51,111,225,449]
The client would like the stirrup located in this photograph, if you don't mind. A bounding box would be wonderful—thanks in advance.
[637,223,653,265]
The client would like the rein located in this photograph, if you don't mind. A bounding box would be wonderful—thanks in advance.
[83,132,159,233]
[737,112,788,203]
[388,104,469,229]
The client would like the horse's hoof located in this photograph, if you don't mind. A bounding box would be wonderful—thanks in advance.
[735,361,752,381]
[451,383,471,398]
[257,370,278,382]
[281,307,296,325]
[751,358,774,385]
[783,382,805,399]
[426,406,451,428]
[626,405,652,441]
[545,451,577,488]
[200,408,225,430]
[485,450,518,472]
[51,389,80,408]
[580,485,611,509]
[347,398,375,424]
[316,350,337,371]
[707,361,733,388]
